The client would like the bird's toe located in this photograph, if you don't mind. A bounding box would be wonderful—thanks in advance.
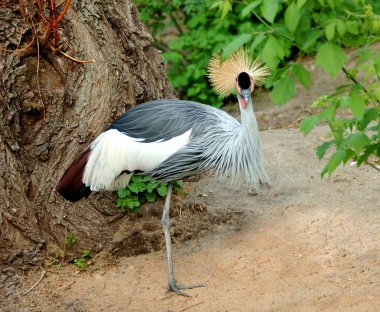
[168,278,204,297]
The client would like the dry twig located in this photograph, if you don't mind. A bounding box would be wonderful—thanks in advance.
[22,267,46,295]
[180,302,205,312]
[59,50,96,63]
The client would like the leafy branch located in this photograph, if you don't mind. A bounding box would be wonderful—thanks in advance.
[135,0,379,176]
[342,67,380,105]
[300,46,380,176]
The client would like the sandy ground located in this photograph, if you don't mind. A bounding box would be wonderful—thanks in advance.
[3,124,379,312]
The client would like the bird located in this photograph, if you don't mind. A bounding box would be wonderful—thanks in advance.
[57,48,271,296]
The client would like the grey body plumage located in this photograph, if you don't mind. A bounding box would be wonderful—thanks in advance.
[126,99,270,190]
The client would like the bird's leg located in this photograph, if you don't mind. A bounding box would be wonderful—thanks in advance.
[161,183,204,297]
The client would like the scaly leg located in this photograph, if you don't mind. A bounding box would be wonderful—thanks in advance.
[161,183,204,297]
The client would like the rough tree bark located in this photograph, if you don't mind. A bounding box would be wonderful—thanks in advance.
[0,0,175,276]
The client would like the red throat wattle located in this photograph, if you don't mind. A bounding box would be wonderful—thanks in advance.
[240,96,247,109]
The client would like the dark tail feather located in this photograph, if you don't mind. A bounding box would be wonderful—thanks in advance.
[56,148,92,202]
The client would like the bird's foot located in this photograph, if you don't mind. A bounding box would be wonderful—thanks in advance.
[168,277,204,297]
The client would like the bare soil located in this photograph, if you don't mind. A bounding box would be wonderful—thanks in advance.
[1,60,379,312]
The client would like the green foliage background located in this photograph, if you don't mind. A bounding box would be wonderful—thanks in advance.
[135,0,379,176]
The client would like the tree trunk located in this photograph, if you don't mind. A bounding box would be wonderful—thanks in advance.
[0,0,175,275]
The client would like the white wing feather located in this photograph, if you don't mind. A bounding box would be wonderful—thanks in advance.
[83,129,192,191]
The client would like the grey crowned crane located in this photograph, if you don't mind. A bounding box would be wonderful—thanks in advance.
[57,48,271,296]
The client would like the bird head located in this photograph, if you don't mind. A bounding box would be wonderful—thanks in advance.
[236,72,254,109]
[207,48,269,109]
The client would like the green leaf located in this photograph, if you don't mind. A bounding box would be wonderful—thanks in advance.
[126,197,140,209]
[292,63,310,87]
[66,232,76,248]
[342,133,370,155]
[241,0,261,18]
[284,3,300,33]
[349,90,365,118]
[374,87,380,101]
[297,0,307,9]
[269,76,295,106]
[336,20,346,37]
[128,183,141,194]
[131,175,143,182]
[326,0,335,8]
[142,176,153,182]
[300,115,319,135]
[338,95,349,108]
[145,192,157,203]
[325,22,336,41]
[260,0,280,23]
[321,164,329,178]
[316,42,347,78]
[356,49,373,65]
[301,30,322,52]
[82,249,90,258]
[173,180,184,192]
[319,102,337,122]
[117,188,131,198]
[146,181,159,193]
[357,145,379,166]
[175,180,184,188]
[346,21,359,34]
[222,33,253,60]
[374,53,380,78]
[359,108,378,130]
[250,33,266,52]
[221,0,232,19]
[330,119,345,143]
[157,184,168,197]
[262,36,284,70]
[327,150,347,175]
[116,198,127,211]
[343,149,354,165]
[316,141,334,159]
[209,1,222,10]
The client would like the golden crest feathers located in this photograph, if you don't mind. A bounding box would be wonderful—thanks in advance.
[207,48,270,97]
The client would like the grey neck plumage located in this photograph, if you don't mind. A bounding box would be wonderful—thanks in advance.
[201,97,271,191]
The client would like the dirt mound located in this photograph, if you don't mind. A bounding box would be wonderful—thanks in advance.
[110,198,244,258]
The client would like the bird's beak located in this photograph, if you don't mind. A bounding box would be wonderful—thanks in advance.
[239,88,251,109]
[241,88,250,103]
